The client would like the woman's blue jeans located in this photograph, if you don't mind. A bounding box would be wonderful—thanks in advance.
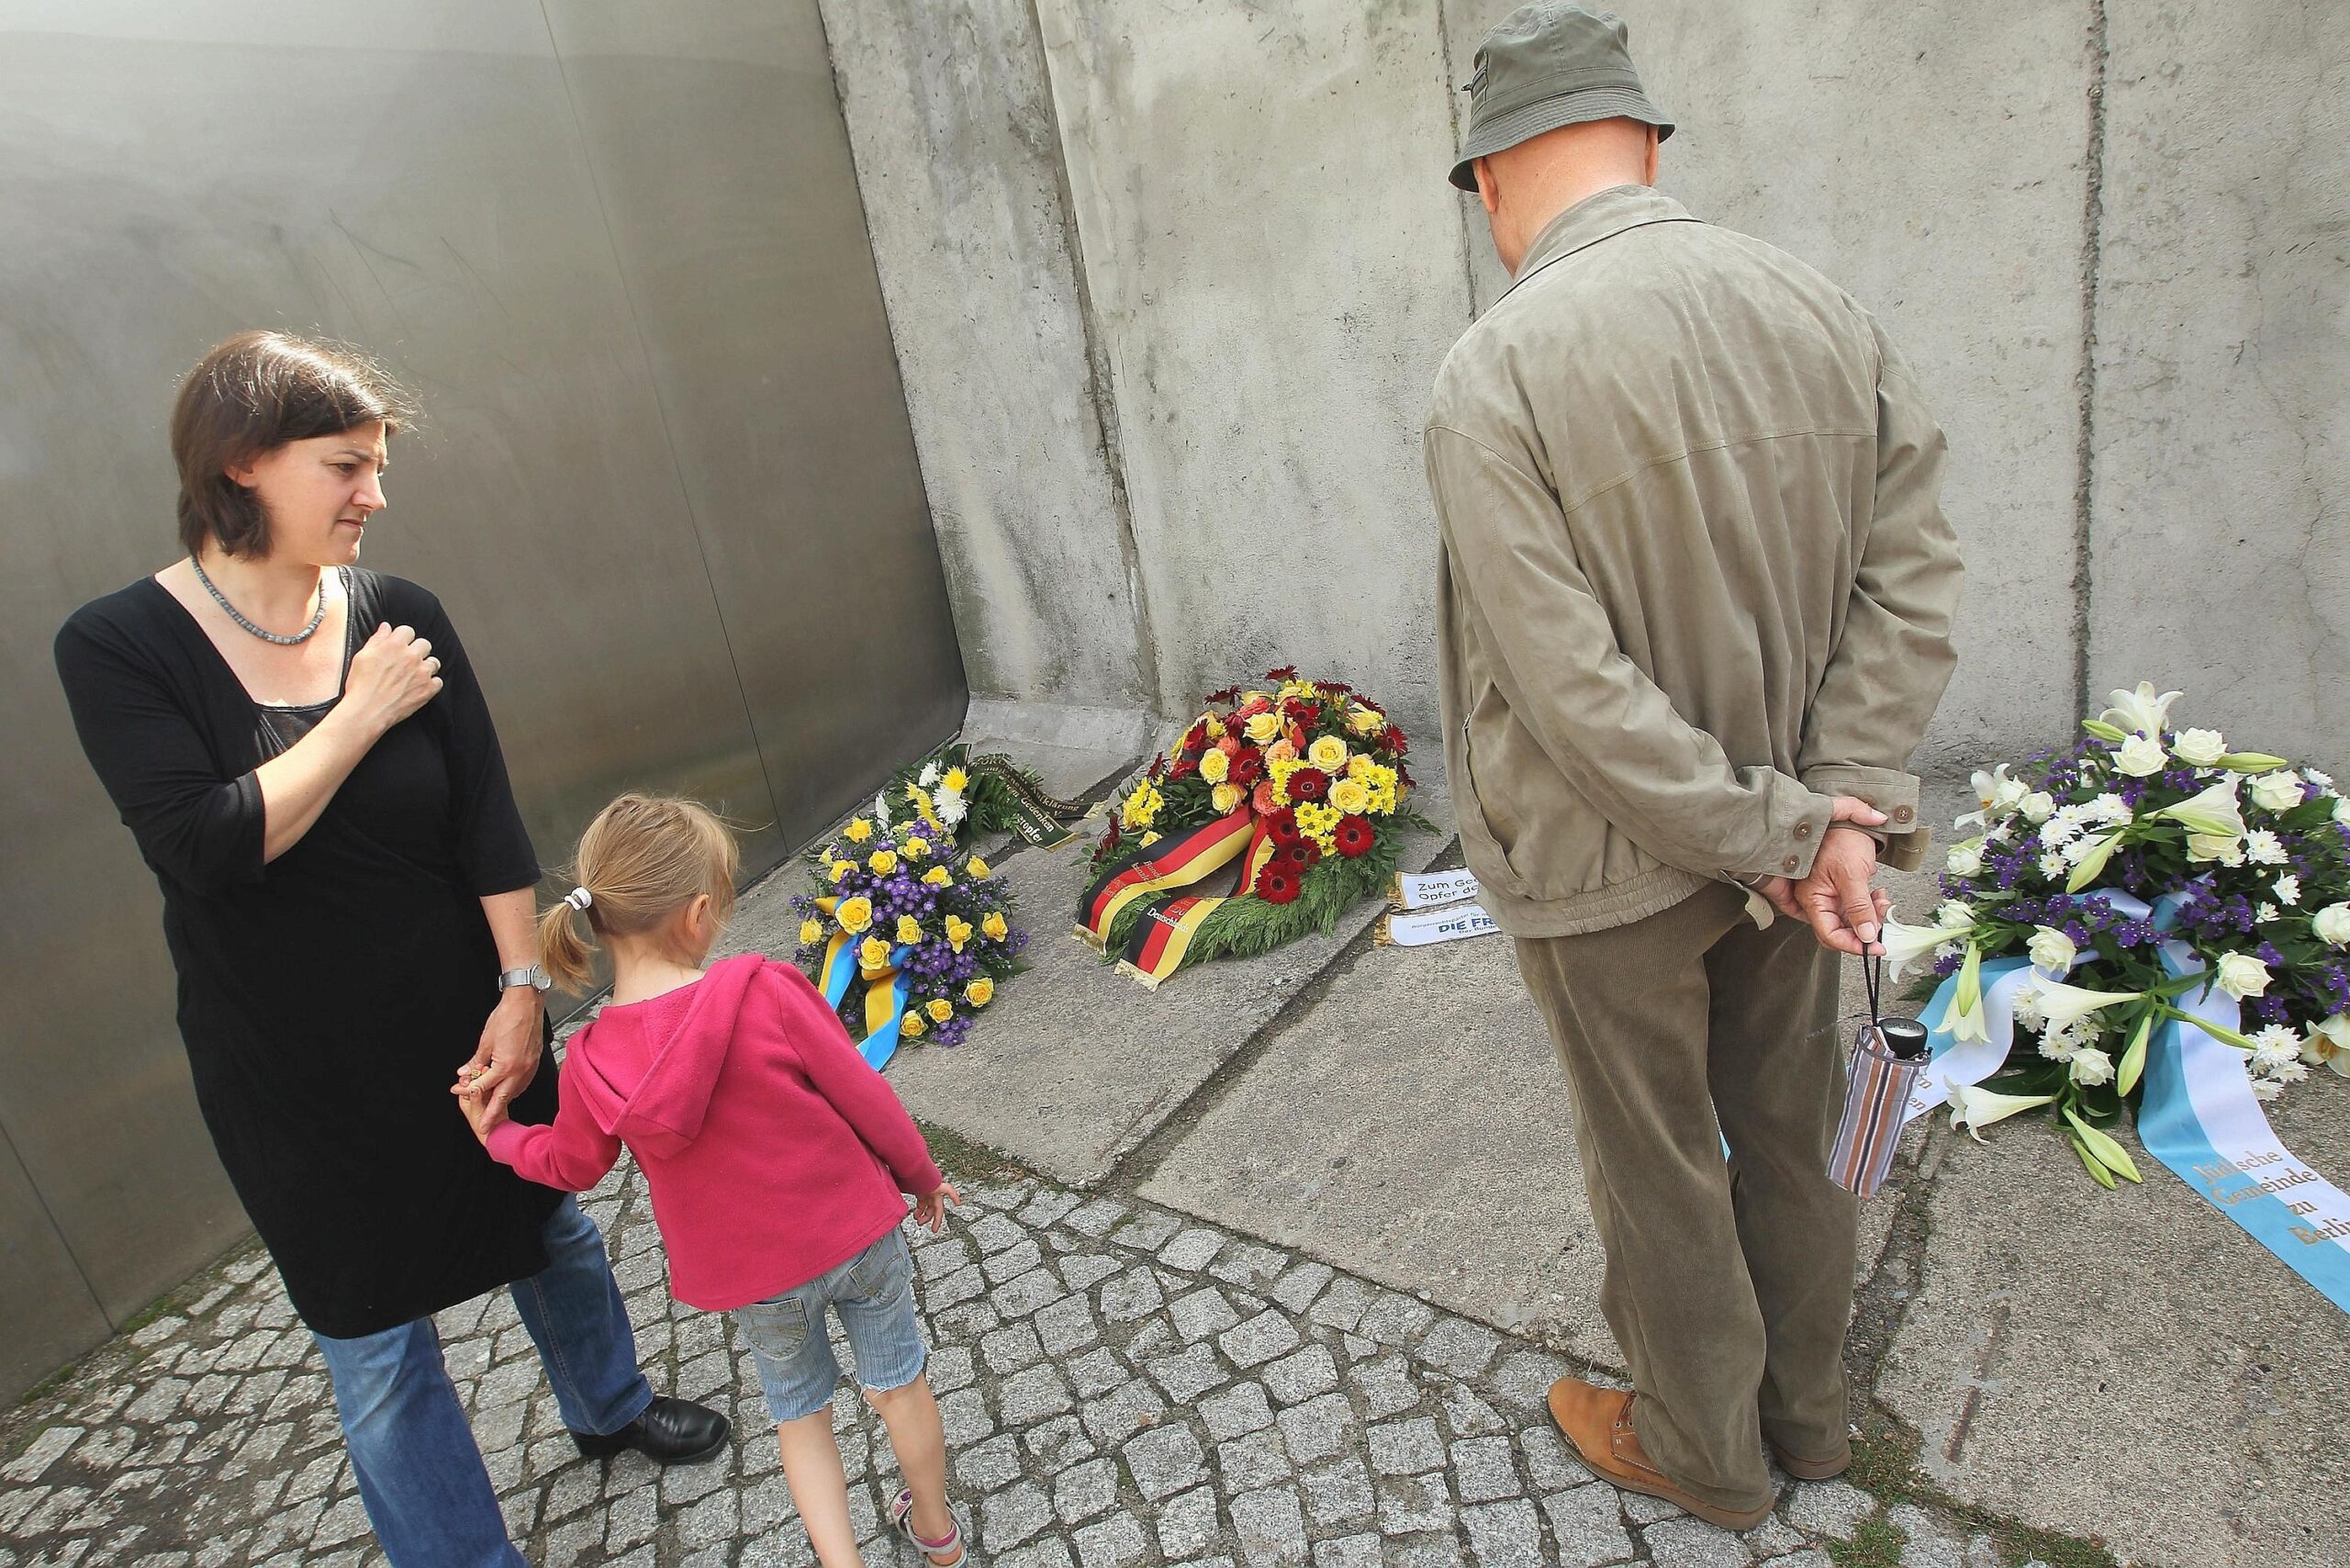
[311,1197,654,1567]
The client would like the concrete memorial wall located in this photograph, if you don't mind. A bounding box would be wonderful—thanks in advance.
[822,0,2347,783]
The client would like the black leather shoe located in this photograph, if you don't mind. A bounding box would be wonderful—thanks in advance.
[572,1395,730,1464]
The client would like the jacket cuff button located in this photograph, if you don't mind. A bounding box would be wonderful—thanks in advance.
[1794,822,1813,838]
[1894,806,1915,823]
[1782,856,1800,873]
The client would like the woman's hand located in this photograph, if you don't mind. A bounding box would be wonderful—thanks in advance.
[456,987,544,1119]
[341,622,442,737]
[911,1182,961,1234]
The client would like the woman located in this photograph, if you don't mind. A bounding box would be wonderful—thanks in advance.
[54,330,726,1568]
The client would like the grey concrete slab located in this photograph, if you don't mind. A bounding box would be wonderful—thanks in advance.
[1142,898,1916,1368]
[1878,1077,2350,1568]
[871,803,1452,1187]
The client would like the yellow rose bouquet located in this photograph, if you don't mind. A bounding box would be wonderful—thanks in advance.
[792,810,1026,1061]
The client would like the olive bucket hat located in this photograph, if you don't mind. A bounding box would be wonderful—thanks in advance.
[1449,2,1673,191]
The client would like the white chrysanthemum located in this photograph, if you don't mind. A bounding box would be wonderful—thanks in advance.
[919,760,941,788]
[2039,814,2084,847]
[2307,768,2334,788]
[1986,822,2015,845]
[2337,796,2350,826]
[2061,834,2105,866]
[2275,875,2302,907]
[934,789,968,829]
[2268,1058,2311,1085]
[2037,1021,2081,1062]
[2256,903,2281,925]
[2244,829,2288,866]
[2090,793,2132,825]
[2248,1025,2304,1072]
[1934,940,1964,963]
[2069,1047,2116,1087]
[2039,852,2068,881]
[2251,1075,2284,1102]
[2014,986,2049,1031]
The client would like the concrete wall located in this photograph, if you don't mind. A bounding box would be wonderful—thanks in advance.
[824,0,2346,780]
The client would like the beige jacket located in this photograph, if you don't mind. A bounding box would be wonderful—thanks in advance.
[1427,186,1963,938]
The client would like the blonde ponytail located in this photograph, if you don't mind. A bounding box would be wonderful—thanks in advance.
[539,896,598,993]
[541,793,740,991]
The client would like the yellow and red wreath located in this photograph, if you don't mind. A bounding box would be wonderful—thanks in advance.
[1078,670,1422,986]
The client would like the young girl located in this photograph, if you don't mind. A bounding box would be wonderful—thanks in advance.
[458,793,967,1567]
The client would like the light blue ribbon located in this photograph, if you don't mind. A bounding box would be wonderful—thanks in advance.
[1921,892,2350,1313]
[819,938,912,1073]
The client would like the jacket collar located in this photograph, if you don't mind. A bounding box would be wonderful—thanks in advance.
[1503,185,1699,300]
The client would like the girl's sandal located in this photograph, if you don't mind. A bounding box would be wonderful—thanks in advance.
[890,1488,966,1566]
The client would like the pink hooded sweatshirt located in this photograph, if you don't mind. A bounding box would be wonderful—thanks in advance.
[486,953,943,1311]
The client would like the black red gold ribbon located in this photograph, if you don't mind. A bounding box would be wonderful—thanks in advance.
[1075,810,1258,951]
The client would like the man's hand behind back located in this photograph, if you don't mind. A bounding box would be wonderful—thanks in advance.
[1796,810,1892,957]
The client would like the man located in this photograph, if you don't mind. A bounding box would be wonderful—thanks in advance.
[1427,2,1963,1531]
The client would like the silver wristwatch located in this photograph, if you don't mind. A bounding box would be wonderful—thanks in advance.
[498,964,553,993]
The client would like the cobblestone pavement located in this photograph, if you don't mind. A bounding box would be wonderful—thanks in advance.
[3,1162,2027,1568]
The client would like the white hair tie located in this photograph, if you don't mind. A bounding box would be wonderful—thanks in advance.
[564,887,593,912]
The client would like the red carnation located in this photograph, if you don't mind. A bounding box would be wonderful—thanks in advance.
[1265,809,1302,846]
[1334,815,1377,858]
[1229,750,1265,787]
[1255,866,1301,904]
[1287,767,1331,804]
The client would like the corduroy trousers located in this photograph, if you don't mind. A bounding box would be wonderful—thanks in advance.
[1513,880,1858,1514]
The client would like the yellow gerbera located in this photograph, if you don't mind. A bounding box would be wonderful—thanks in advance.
[1212,782,1244,814]
[868,848,900,876]
[798,918,823,946]
[1307,734,1349,772]
[1200,749,1231,784]
[1329,777,1372,816]
[835,897,874,934]
[968,856,991,879]
[981,912,1009,941]
[901,1010,926,1038]
[845,818,874,843]
[926,998,955,1024]
[946,915,974,952]
[923,866,952,888]
[858,935,892,970]
[895,915,923,946]
[965,979,995,1007]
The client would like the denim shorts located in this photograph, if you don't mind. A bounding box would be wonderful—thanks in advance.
[732,1226,927,1422]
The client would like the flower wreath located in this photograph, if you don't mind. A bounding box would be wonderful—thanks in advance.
[791,811,1026,1065]
[1078,669,1426,986]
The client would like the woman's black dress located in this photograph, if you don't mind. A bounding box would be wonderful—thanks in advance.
[55,568,564,1339]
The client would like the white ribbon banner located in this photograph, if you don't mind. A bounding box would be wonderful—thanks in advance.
[1378,902,1502,947]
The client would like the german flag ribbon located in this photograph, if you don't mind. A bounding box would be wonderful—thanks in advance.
[1112,821,1284,989]
[1075,810,1257,950]
[814,901,910,1072]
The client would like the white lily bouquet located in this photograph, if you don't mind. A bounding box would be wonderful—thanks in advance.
[1886,683,2350,1192]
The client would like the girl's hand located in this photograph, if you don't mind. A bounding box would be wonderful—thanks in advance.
[341,622,442,737]
[912,1182,961,1234]
[456,1078,509,1145]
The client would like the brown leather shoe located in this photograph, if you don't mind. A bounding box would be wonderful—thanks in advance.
[1547,1377,1774,1531]
[1768,1439,1851,1482]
